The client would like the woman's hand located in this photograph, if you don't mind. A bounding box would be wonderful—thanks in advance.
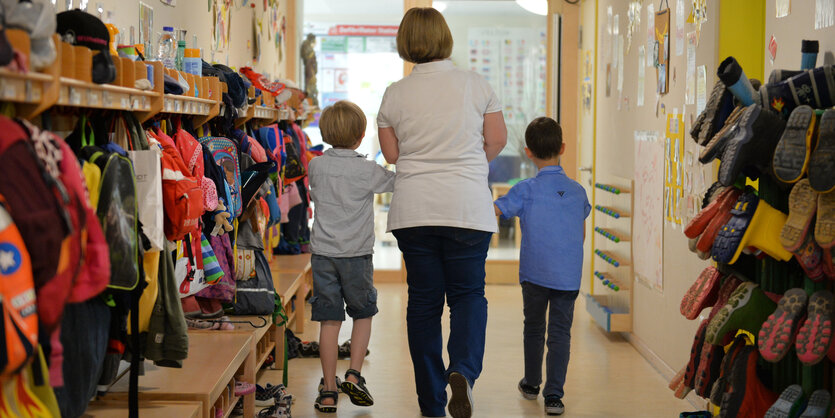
[483,112,507,162]
[379,126,400,164]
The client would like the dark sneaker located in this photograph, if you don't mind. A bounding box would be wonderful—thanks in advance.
[517,379,539,400]
[447,372,473,418]
[544,396,565,415]
[340,369,374,406]
[773,105,818,184]
[255,383,293,407]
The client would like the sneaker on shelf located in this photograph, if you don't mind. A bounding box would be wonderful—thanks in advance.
[544,396,565,416]
[318,376,342,393]
[765,384,805,418]
[517,378,540,400]
[758,288,808,362]
[234,380,257,397]
[447,372,473,418]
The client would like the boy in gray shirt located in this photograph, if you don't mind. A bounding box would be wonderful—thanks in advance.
[308,100,395,413]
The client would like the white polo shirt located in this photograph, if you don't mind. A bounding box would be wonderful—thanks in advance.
[377,59,502,233]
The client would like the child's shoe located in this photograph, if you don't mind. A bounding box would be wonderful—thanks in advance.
[314,390,338,414]
[795,290,834,365]
[317,376,342,393]
[544,396,565,416]
[809,109,835,193]
[518,378,539,400]
[765,384,805,418]
[801,390,832,417]
[705,282,777,345]
[340,369,374,406]
[758,288,808,362]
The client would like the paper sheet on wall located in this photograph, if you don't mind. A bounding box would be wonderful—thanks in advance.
[816,0,835,29]
[665,113,685,225]
[646,3,655,68]
[613,14,620,68]
[675,0,685,56]
[605,6,613,64]
[685,32,696,105]
[638,46,646,107]
[696,65,707,114]
[776,0,791,18]
[633,131,664,292]
[617,35,624,93]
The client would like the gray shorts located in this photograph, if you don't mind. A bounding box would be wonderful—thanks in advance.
[310,254,378,322]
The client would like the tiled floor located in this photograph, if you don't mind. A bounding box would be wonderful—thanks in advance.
[258,283,693,417]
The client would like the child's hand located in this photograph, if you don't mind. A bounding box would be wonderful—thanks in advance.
[494,204,503,216]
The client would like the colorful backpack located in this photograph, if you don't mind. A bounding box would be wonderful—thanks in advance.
[0,198,38,378]
[149,128,203,241]
[199,136,242,217]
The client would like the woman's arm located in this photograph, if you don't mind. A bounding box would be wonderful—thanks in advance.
[378,127,400,164]
[483,112,507,162]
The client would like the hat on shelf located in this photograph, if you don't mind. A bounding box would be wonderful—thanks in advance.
[56,9,115,83]
[5,0,57,70]
[240,162,275,209]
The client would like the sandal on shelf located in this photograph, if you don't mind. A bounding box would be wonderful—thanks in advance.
[341,369,374,407]
[314,390,338,413]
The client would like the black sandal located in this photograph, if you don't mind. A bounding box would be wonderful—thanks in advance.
[340,369,374,406]
[314,390,338,413]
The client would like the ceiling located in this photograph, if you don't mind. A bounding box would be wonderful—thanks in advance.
[303,0,540,18]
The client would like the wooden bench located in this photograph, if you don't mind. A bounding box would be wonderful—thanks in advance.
[101,333,252,418]
[269,254,312,372]
[83,400,202,418]
[190,316,276,418]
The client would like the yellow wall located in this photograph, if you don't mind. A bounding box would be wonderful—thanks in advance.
[718,1,765,81]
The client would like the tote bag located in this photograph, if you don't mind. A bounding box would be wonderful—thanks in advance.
[129,147,165,251]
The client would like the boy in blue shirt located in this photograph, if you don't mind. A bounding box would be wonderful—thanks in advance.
[494,117,590,416]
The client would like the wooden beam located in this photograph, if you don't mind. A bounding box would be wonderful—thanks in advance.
[285,0,298,81]
[548,0,580,180]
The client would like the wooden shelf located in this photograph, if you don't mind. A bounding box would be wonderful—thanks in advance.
[586,293,632,332]
[57,77,157,112]
[162,94,216,116]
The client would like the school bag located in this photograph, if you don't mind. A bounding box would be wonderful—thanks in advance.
[0,198,38,378]
[199,136,242,217]
[149,128,203,241]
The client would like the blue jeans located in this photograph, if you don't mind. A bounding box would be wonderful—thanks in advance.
[392,226,492,417]
[521,281,579,399]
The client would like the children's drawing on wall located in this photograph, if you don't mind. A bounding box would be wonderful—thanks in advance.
[655,7,670,95]
[633,130,664,292]
[675,0,685,56]
[646,3,655,68]
[688,0,707,44]
[776,0,790,18]
[626,1,641,54]
[665,112,685,226]
[638,46,645,107]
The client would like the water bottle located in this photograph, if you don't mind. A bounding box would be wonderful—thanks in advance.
[157,26,176,69]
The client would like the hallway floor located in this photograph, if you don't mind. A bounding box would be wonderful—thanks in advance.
[259,283,693,417]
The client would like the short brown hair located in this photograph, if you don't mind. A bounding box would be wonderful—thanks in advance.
[525,117,563,159]
[397,7,453,64]
[319,101,366,148]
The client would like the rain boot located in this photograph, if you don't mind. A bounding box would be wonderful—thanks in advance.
[722,346,778,418]
[681,266,723,320]
[684,320,709,389]
[713,193,793,265]
[709,335,749,407]
[809,108,835,193]
[781,179,819,252]
[706,282,777,345]
[796,290,834,366]
[718,57,759,106]
[717,104,786,186]
[696,188,743,253]
[700,105,745,164]
[765,384,806,418]
[793,233,826,281]
[760,65,835,117]
[758,288,808,362]
[816,191,835,248]
[692,79,736,145]
[694,339,725,398]
[802,40,820,70]
[800,390,831,417]
[773,105,818,184]
[708,275,744,320]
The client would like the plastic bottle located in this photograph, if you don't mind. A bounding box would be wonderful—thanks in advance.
[184,49,201,76]
[176,40,186,71]
[157,26,176,69]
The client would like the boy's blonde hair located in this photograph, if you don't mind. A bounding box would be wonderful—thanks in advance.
[319,100,366,148]
[397,7,453,64]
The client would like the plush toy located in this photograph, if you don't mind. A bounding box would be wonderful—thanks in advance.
[211,201,234,236]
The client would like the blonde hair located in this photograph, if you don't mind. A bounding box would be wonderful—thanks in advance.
[397,7,453,64]
[319,101,366,148]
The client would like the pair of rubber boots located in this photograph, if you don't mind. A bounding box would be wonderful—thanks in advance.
[708,189,792,265]
[757,288,835,365]
[766,384,832,418]
[772,105,835,192]
[781,179,835,280]
[709,336,777,418]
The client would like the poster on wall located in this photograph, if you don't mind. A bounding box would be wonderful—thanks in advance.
[626,1,641,54]
[776,0,791,18]
[685,31,696,105]
[665,112,685,225]
[696,65,707,114]
[655,8,670,95]
[634,130,664,292]
[816,0,835,29]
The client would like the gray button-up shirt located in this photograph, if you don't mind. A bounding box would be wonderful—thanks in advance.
[309,148,395,257]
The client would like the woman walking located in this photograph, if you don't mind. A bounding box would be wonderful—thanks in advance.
[377,8,507,417]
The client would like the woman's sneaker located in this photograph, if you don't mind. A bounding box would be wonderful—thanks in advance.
[544,396,565,415]
[517,379,540,400]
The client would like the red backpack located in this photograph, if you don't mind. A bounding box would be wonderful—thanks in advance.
[148,128,203,241]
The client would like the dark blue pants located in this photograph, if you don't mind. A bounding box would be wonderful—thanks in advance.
[393,226,492,417]
[521,281,579,399]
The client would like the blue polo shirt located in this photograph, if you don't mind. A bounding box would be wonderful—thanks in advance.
[494,166,591,291]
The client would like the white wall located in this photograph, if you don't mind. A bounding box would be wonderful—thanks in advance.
[60,0,291,79]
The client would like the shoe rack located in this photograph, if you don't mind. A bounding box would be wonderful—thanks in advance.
[0,29,289,127]
[586,173,633,333]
